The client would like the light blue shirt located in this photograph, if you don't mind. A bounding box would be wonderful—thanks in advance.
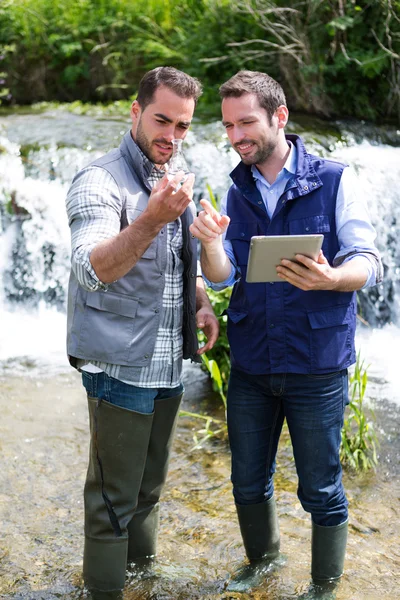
[206,142,379,290]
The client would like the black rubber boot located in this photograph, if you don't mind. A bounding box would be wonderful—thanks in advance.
[226,496,281,592]
[127,393,183,566]
[311,519,348,582]
[297,519,348,599]
[83,397,154,596]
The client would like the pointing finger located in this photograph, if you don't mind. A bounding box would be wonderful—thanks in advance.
[199,199,221,222]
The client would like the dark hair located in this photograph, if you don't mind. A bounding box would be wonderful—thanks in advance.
[219,70,286,122]
[136,66,203,110]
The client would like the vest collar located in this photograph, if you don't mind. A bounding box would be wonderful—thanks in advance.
[119,131,153,191]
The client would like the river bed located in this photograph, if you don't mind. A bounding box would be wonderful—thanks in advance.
[0,106,400,599]
[0,363,398,600]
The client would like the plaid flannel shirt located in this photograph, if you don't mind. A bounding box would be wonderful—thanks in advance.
[70,143,185,387]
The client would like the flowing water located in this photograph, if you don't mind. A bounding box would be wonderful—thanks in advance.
[0,107,399,599]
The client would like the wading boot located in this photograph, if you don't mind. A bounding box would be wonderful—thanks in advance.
[84,397,154,598]
[127,393,183,574]
[226,496,281,593]
[298,519,348,599]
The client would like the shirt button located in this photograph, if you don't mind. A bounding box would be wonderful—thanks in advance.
[144,354,149,359]
[258,201,262,205]
[312,182,317,187]
[303,185,309,191]
[305,226,310,231]
[190,273,195,278]
[155,308,159,313]
[282,199,286,205]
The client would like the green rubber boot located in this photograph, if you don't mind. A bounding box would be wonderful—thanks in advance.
[226,496,281,593]
[83,397,154,596]
[298,519,348,600]
[311,519,348,582]
[127,393,183,568]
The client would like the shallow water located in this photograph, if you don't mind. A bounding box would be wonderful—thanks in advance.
[0,363,399,600]
[0,106,399,598]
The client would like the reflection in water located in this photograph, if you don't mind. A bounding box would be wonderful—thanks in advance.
[0,367,398,600]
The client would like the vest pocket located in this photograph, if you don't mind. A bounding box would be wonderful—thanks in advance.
[77,291,139,363]
[226,221,259,266]
[126,208,157,259]
[307,305,352,371]
[226,308,249,360]
[288,215,330,235]
[226,308,248,323]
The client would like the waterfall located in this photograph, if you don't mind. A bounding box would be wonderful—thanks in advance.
[0,108,399,400]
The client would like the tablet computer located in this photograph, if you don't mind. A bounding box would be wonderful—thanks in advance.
[246,234,324,283]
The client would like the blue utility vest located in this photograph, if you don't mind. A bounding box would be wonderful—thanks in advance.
[225,134,357,375]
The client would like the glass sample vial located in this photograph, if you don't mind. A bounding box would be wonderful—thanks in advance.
[167,139,190,180]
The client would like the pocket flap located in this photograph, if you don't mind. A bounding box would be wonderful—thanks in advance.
[226,308,248,324]
[307,305,352,329]
[141,241,157,259]
[289,215,330,235]
[86,291,139,318]
[226,221,259,241]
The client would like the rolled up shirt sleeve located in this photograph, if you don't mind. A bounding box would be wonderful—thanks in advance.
[335,166,383,288]
[66,166,122,291]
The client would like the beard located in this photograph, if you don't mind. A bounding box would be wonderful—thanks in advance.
[135,118,172,164]
[235,130,278,166]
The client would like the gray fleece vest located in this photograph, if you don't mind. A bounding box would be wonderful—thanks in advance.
[67,132,200,368]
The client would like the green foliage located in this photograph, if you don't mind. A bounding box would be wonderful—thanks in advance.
[179,407,226,450]
[340,353,379,472]
[181,283,231,449]
[198,286,231,400]
[0,0,252,108]
[3,0,397,121]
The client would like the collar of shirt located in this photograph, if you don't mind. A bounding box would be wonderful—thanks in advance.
[250,141,297,218]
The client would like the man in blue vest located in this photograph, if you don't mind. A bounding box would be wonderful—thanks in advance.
[190,70,382,595]
[66,67,219,599]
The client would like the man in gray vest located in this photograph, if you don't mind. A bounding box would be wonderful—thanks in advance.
[66,67,219,599]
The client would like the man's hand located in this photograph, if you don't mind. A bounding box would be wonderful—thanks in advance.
[196,305,220,355]
[276,251,340,291]
[190,199,230,246]
[145,171,195,227]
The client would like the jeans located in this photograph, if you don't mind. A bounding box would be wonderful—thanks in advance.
[227,367,349,527]
[81,371,184,414]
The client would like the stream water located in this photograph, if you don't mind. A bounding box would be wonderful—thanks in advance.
[0,107,399,599]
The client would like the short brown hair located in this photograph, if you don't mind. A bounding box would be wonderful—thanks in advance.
[137,66,203,110]
[219,70,286,122]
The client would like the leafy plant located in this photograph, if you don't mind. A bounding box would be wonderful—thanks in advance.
[198,287,231,398]
[179,407,226,450]
[340,352,379,472]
